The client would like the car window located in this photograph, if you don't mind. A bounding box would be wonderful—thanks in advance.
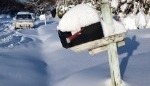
[16,14,32,19]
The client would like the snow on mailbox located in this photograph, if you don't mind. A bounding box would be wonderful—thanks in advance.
[57,4,126,52]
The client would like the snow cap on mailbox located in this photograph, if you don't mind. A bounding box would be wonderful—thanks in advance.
[57,4,100,33]
[57,4,126,48]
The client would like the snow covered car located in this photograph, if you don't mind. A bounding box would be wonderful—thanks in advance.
[14,12,35,30]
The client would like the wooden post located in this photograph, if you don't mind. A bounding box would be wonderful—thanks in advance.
[100,0,122,86]
[44,14,47,25]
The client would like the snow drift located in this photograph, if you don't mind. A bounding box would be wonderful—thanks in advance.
[0,18,38,48]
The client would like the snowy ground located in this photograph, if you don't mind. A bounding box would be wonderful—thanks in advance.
[0,15,150,86]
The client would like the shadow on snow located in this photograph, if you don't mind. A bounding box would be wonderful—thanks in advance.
[118,35,140,79]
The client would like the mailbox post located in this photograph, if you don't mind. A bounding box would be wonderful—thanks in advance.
[57,2,124,86]
[100,0,122,86]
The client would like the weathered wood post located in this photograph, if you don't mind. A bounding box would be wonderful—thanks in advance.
[100,0,122,86]
[57,0,123,86]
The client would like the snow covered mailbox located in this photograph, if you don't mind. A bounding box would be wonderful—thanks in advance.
[57,4,126,52]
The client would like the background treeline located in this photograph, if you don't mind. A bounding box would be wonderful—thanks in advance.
[0,0,149,18]
[56,0,150,18]
[0,0,24,15]
[0,0,56,16]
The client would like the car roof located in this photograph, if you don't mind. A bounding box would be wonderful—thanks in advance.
[17,12,30,15]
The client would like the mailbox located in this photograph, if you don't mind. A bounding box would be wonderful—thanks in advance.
[57,4,126,52]
[58,22,104,48]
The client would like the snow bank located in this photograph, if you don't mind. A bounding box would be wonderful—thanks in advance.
[146,19,150,29]
[105,79,129,86]
[135,11,147,29]
[113,19,126,34]
[101,19,126,37]
[121,11,149,30]
[146,15,150,29]
[0,20,36,48]
[122,15,137,30]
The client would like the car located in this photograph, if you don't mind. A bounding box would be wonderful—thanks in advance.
[14,12,35,30]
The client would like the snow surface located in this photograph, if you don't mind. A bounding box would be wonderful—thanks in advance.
[146,15,150,29]
[135,10,147,29]
[0,14,150,86]
[121,12,150,30]
[121,14,138,30]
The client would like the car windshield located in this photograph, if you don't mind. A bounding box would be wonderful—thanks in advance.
[16,14,32,19]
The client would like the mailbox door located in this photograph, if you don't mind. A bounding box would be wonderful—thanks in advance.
[58,22,104,48]
[71,22,104,46]
[58,30,72,48]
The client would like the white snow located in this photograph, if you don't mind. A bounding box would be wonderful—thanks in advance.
[135,10,147,29]
[146,15,150,29]
[113,19,127,34]
[120,3,128,12]
[146,19,150,29]
[127,0,132,3]
[105,79,128,86]
[101,19,126,37]
[57,4,100,33]
[39,14,46,21]
[120,0,126,3]
[111,0,119,9]
[121,14,138,30]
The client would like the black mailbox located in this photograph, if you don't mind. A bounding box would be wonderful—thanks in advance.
[58,22,104,48]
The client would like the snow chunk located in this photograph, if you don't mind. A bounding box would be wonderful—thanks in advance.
[105,79,129,86]
[122,15,137,30]
[113,19,126,34]
[111,0,119,9]
[57,4,100,32]
[120,0,126,3]
[135,11,147,29]
[39,14,46,20]
[120,3,128,12]
[127,0,132,3]
[146,17,150,29]
[101,19,126,37]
